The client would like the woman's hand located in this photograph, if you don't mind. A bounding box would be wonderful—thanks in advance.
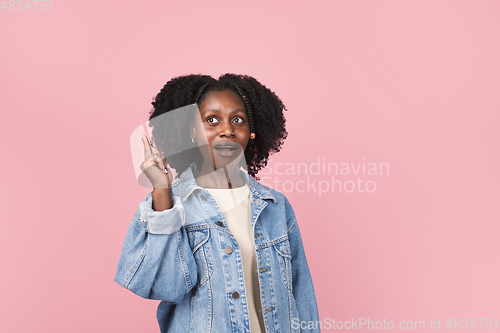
[140,134,173,210]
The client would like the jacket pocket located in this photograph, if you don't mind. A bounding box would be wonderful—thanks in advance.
[274,238,293,291]
[187,228,213,286]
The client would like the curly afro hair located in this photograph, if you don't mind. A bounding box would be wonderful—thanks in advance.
[148,73,288,180]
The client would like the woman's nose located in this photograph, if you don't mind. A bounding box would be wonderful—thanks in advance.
[219,121,235,137]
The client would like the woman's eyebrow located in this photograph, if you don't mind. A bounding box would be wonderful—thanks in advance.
[201,108,246,115]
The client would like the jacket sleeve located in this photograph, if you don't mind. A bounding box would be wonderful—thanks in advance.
[114,192,198,303]
[286,201,321,332]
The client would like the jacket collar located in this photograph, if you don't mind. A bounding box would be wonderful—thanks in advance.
[180,163,276,203]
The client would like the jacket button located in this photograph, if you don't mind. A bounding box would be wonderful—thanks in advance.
[200,193,206,200]
[225,246,233,254]
[231,291,239,299]
[217,221,224,226]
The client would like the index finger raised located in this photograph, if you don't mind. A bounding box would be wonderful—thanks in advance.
[142,134,153,160]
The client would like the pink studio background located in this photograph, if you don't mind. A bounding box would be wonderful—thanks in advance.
[1,1,499,332]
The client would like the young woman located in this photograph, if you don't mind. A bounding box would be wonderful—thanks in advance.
[115,74,320,332]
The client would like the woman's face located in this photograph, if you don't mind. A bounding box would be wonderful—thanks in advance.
[192,90,250,170]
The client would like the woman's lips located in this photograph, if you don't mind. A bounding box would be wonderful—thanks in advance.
[213,143,240,157]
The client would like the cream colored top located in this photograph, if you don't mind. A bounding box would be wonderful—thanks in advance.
[207,184,265,333]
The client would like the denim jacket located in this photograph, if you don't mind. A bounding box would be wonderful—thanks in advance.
[115,164,320,333]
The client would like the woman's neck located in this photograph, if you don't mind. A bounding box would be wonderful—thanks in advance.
[195,160,246,189]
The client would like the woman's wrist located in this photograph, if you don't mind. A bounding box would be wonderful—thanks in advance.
[152,188,173,211]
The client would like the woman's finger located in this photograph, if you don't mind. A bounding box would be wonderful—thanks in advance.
[142,134,152,160]
[164,158,173,184]
[141,151,165,174]
[151,150,163,162]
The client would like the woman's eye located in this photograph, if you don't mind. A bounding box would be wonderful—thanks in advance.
[233,117,244,124]
[207,117,219,124]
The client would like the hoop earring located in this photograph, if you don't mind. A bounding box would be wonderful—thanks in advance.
[191,137,197,143]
